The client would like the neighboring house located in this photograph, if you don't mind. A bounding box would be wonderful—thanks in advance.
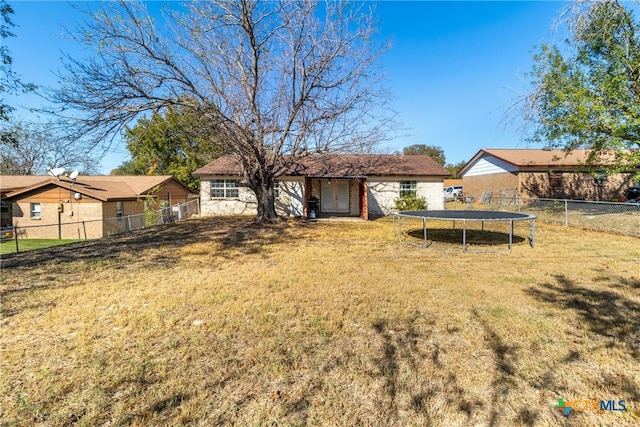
[459,149,638,201]
[1,175,197,239]
[1,176,48,228]
[193,154,450,219]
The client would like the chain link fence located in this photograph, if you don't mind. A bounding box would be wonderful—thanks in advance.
[2,199,200,253]
[480,195,640,238]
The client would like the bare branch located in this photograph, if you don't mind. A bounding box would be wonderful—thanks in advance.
[48,0,396,222]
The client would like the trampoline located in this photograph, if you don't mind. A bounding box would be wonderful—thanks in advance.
[392,210,536,252]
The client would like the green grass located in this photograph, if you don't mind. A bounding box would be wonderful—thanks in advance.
[0,238,83,255]
[1,216,639,426]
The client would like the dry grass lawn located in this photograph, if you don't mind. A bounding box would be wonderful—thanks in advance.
[1,216,639,426]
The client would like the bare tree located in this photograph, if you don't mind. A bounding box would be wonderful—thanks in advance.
[49,0,394,223]
[0,120,99,175]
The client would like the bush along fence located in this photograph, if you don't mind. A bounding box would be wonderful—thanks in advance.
[480,196,640,238]
[2,199,200,253]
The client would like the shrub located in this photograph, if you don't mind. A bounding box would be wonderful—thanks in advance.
[394,194,427,211]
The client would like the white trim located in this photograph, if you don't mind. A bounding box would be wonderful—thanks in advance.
[462,155,518,177]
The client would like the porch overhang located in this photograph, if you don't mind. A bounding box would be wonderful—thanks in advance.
[303,176,368,220]
[304,175,368,180]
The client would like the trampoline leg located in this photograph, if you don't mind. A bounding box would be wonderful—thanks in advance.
[530,219,535,248]
[463,220,467,252]
[509,219,514,252]
[423,217,427,247]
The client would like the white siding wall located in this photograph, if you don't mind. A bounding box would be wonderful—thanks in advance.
[199,176,304,217]
[462,156,517,177]
[200,175,444,218]
[367,177,444,216]
[276,179,304,217]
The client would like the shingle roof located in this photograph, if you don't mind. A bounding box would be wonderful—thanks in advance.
[193,154,451,177]
[459,149,633,175]
[2,175,196,202]
[0,176,51,194]
[480,149,595,167]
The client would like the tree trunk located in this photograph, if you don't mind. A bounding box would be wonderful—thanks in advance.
[253,181,280,223]
[244,164,280,224]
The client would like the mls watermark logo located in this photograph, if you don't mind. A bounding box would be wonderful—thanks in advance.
[554,397,627,416]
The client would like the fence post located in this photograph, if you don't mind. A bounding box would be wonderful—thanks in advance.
[13,226,19,253]
[82,221,87,240]
[127,216,132,231]
[564,200,568,227]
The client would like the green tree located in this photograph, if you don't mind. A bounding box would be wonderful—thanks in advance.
[524,0,640,172]
[111,106,221,190]
[403,144,446,166]
[444,160,467,179]
[0,1,36,127]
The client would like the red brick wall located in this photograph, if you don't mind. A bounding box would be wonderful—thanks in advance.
[463,171,635,201]
[520,172,635,201]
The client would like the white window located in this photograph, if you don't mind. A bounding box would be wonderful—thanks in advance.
[211,179,240,198]
[399,181,417,197]
[274,181,280,198]
[30,203,41,219]
[116,201,124,218]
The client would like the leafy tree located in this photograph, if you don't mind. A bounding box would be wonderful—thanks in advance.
[444,160,467,179]
[111,106,222,190]
[403,144,446,166]
[523,0,640,173]
[0,1,36,127]
[0,120,99,175]
[48,0,395,223]
[110,160,139,176]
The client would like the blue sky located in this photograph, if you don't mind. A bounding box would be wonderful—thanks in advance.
[6,1,568,174]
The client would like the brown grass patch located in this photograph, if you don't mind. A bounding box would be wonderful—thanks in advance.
[1,216,639,426]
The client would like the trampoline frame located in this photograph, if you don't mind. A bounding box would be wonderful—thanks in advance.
[392,210,536,252]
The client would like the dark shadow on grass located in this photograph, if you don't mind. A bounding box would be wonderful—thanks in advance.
[526,274,640,359]
[372,318,401,415]
[407,228,525,247]
[1,217,310,269]
[370,312,486,424]
[0,216,314,318]
[524,273,640,421]
[116,393,191,426]
[472,309,539,427]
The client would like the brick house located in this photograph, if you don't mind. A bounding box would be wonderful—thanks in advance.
[459,149,638,201]
[193,154,450,219]
[1,175,196,239]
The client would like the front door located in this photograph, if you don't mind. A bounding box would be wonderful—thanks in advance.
[320,180,350,213]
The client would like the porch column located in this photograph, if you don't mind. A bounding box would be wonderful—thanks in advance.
[359,179,368,220]
[304,177,312,217]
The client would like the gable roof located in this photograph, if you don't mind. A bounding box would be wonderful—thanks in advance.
[193,154,450,178]
[2,175,196,202]
[459,149,629,175]
[0,176,52,195]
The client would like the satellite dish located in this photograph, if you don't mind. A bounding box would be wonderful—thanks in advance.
[48,167,66,178]
[69,170,79,180]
